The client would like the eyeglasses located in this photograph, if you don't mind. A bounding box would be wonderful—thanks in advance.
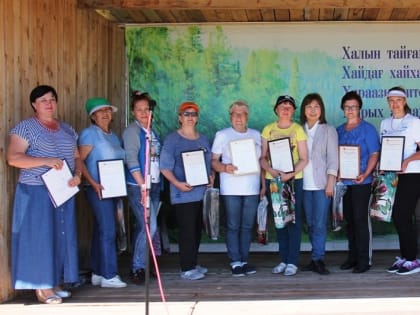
[182,111,198,117]
[343,105,360,111]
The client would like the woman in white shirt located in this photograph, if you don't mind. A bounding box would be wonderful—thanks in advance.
[380,86,420,275]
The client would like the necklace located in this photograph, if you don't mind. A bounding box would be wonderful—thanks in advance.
[36,116,59,131]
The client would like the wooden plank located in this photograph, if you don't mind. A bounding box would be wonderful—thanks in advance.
[77,0,420,10]
[155,10,178,23]
[127,9,149,23]
[405,9,420,20]
[390,8,409,20]
[289,9,304,21]
[141,9,164,22]
[260,9,275,22]
[186,9,206,22]
[376,8,393,20]
[319,8,334,20]
[231,9,248,22]
[245,9,262,22]
[333,8,349,20]
[304,8,320,21]
[362,8,379,20]
[347,8,364,20]
[95,9,119,22]
[170,9,191,23]
[274,9,290,21]
[200,10,218,22]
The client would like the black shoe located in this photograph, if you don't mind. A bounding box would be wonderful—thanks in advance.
[130,268,145,285]
[340,260,357,270]
[231,265,245,277]
[352,265,370,273]
[242,263,256,275]
[313,260,330,275]
[301,260,315,272]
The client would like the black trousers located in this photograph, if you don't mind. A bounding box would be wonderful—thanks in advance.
[343,184,372,267]
[174,201,203,271]
[392,174,420,261]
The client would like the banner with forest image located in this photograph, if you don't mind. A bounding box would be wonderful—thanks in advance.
[126,23,420,245]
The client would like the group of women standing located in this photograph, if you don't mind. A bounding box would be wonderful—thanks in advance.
[7,84,420,304]
[7,86,163,303]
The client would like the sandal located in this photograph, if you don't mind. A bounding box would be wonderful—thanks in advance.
[54,286,72,298]
[35,289,62,304]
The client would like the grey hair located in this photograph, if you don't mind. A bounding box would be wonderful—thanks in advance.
[228,100,249,115]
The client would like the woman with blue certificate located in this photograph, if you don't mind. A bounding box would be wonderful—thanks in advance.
[380,86,420,275]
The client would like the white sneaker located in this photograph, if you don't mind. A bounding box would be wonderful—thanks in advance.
[272,262,287,274]
[284,264,298,276]
[180,269,205,280]
[196,265,208,274]
[91,273,102,286]
[101,275,127,288]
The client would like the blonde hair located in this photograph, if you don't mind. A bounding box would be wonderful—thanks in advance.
[229,100,249,115]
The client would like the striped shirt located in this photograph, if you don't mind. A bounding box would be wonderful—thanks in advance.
[10,117,78,185]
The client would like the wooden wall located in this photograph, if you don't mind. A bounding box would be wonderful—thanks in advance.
[0,0,127,302]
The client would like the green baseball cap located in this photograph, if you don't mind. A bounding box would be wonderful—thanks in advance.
[85,97,118,116]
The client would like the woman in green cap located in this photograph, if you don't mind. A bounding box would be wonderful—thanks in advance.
[78,97,127,288]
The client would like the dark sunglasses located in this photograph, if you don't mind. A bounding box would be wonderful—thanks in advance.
[182,111,198,117]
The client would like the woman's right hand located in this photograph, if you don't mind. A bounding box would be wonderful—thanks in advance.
[175,181,193,192]
[46,158,64,170]
[92,182,104,200]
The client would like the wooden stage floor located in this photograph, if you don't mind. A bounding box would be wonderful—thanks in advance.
[7,249,420,305]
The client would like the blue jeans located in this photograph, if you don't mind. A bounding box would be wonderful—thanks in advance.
[267,178,303,266]
[85,186,118,279]
[303,190,331,261]
[223,195,259,265]
[127,183,160,271]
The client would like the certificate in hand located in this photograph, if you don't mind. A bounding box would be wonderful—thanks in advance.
[339,145,360,179]
[268,137,294,173]
[97,159,127,199]
[41,159,80,208]
[379,136,405,171]
[229,138,259,175]
[181,149,209,186]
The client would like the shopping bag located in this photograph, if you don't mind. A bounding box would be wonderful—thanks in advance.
[331,182,347,232]
[369,172,398,222]
[202,187,220,240]
[115,198,127,253]
[270,177,295,229]
[257,196,269,245]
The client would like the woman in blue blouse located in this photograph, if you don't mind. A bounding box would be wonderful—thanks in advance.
[160,102,213,281]
[79,97,127,288]
[337,91,380,273]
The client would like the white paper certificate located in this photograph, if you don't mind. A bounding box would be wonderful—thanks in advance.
[41,159,80,208]
[268,138,295,173]
[98,159,127,199]
[181,149,209,186]
[229,138,259,175]
[379,136,405,171]
[339,145,360,179]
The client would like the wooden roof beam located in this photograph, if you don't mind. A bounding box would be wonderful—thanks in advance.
[77,0,420,10]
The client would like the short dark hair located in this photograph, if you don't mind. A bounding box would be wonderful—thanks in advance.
[29,85,58,111]
[300,93,327,125]
[340,90,362,110]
